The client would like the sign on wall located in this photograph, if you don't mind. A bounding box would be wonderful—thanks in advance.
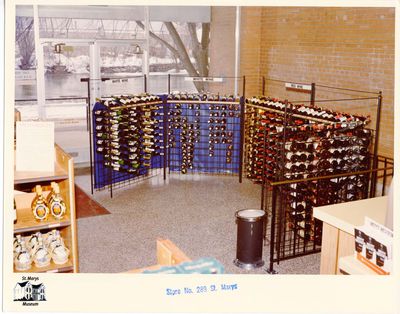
[285,82,312,92]
[185,77,224,83]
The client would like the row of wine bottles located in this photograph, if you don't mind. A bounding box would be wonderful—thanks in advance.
[286,174,367,244]
[93,93,242,177]
[101,93,161,108]
[245,108,372,182]
[244,101,372,245]
[167,100,240,173]
[245,106,283,182]
[247,96,370,125]
[94,98,163,173]
[167,92,239,102]
[278,127,371,177]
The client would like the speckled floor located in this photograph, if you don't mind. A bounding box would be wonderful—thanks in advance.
[74,170,320,274]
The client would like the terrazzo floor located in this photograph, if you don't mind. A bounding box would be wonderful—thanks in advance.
[74,169,321,274]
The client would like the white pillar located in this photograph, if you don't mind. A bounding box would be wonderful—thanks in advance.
[33,5,46,119]
[89,41,101,106]
[143,7,150,80]
[234,6,241,97]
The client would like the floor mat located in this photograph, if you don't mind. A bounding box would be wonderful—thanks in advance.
[75,185,111,219]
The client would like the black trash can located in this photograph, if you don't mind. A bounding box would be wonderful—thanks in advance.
[234,209,265,269]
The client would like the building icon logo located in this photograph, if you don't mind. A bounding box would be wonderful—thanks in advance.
[14,281,46,302]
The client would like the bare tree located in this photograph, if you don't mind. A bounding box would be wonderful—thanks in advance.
[16,17,35,70]
[136,21,210,92]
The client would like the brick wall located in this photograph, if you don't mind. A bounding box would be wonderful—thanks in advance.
[239,8,263,97]
[209,7,237,95]
[241,7,394,157]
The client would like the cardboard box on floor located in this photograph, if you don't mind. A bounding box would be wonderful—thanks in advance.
[125,238,191,273]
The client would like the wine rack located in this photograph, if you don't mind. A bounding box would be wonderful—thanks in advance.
[92,94,165,194]
[166,93,243,176]
[244,96,375,272]
[82,77,390,274]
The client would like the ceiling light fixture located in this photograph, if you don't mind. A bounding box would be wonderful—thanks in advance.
[54,43,65,54]
[134,45,143,55]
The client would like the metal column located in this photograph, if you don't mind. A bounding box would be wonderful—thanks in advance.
[33,5,46,120]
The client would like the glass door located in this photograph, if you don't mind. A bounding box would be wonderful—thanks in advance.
[99,42,146,97]
[42,42,90,130]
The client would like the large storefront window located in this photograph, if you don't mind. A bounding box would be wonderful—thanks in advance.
[100,42,145,96]
[15,5,215,163]
[148,21,210,94]
[15,15,38,119]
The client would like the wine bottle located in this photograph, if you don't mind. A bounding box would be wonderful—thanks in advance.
[49,183,66,219]
[144,147,155,153]
[31,185,49,221]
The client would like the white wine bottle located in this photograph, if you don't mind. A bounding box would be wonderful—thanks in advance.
[31,185,49,221]
[49,183,66,219]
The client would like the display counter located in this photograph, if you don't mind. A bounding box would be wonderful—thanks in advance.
[313,196,387,275]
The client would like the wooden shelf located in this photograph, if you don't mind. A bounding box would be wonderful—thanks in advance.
[14,258,74,273]
[14,163,68,184]
[14,208,71,234]
[14,146,69,184]
[339,255,377,275]
[13,144,79,273]
[14,192,71,233]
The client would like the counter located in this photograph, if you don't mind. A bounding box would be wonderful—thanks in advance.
[313,196,387,274]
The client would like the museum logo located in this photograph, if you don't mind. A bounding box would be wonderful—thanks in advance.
[14,279,46,306]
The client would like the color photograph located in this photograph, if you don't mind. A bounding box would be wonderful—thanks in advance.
[2,1,398,313]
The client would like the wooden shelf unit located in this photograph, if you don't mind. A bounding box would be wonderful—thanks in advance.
[14,150,69,184]
[13,144,79,273]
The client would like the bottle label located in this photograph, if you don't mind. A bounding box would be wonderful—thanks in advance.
[51,201,66,219]
[33,204,49,220]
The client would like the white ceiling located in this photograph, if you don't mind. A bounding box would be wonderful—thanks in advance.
[15,5,211,23]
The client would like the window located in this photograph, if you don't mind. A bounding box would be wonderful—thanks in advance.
[148,21,210,94]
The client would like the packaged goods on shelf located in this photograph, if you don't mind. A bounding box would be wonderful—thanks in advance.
[13,230,70,272]
[354,217,393,275]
